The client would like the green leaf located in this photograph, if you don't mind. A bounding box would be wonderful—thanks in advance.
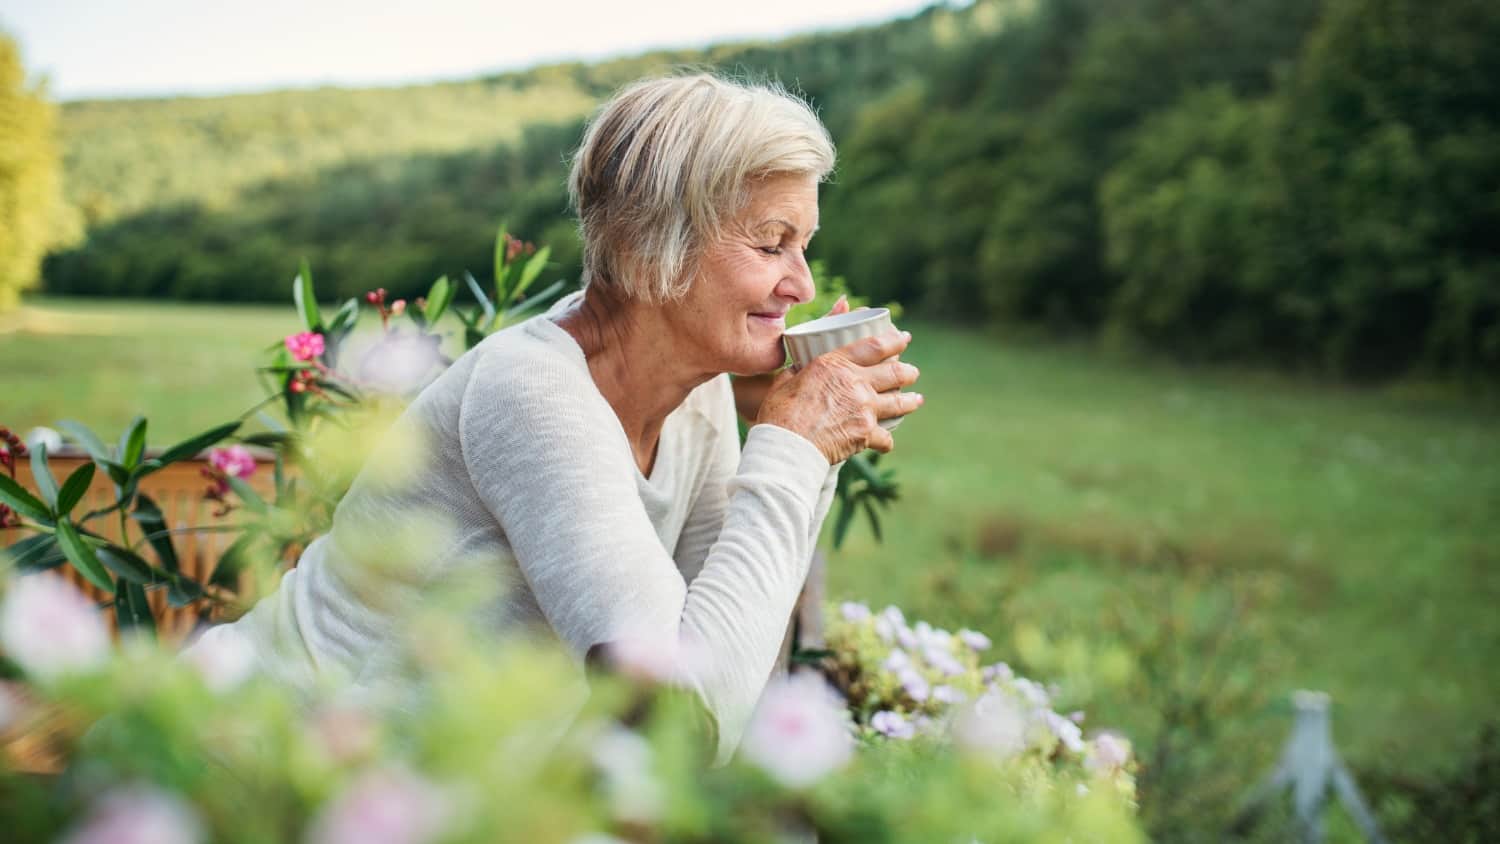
[131,494,178,574]
[55,462,96,516]
[463,271,496,326]
[241,431,293,449]
[118,415,147,469]
[29,442,58,507]
[156,421,242,466]
[210,532,260,589]
[115,579,156,637]
[0,474,51,523]
[501,279,567,325]
[4,534,65,572]
[225,475,267,514]
[100,460,130,488]
[832,499,857,551]
[507,245,551,307]
[424,275,454,324]
[97,545,157,586]
[58,419,110,463]
[167,577,205,607]
[294,259,323,331]
[329,297,360,335]
[861,497,884,543]
[55,518,113,592]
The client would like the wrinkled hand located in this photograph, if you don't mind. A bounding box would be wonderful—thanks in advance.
[757,326,923,464]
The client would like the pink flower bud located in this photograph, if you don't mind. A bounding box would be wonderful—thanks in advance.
[207,445,256,479]
[390,299,406,316]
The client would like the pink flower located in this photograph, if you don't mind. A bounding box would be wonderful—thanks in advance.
[207,445,256,479]
[740,672,853,788]
[60,784,203,844]
[307,766,450,844]
[1,575,110,681]
[285,331,326,362]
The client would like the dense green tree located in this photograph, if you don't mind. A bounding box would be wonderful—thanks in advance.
[0,33,72,310]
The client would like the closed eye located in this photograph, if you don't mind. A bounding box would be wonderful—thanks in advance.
[758,246,783,256]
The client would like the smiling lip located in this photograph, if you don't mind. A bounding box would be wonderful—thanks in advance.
[749,312,787,326]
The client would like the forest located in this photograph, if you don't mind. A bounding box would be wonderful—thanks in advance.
[30,0,1500,379]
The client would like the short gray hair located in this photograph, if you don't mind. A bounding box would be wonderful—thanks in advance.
[567,73,836,303]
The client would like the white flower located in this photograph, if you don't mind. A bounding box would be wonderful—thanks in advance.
[357,333,444,395]
[958,629,992,652]
[1012,677,1050,708]
[981,662,1014,683]
[23,427,64,454]
[951,689,1031,760]
[182,627,257,693]
[870,710,915,739]
[932,685,968,705]
[591,726,663,823]
[882,648,912,673]
[60,784,203,844]
[596,629,707,685]
[874,606,908,643]
[896,625,920,651]
[307,766,451,844]
[1086,732,1132,774]
[1043,710,1086,753]
[740,672,854,788]
[1,575,110,680]
[839,602,871,622]
[922,644,967,677]
[897,668,930,702]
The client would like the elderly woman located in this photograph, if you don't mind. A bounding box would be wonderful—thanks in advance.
[188,74,924,763]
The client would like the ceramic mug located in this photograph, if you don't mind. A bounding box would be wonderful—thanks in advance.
[783,308,907,430]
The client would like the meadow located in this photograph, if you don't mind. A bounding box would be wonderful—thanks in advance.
[3,296,1497,837]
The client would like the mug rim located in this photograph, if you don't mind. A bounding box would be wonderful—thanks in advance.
[783,307,891,336]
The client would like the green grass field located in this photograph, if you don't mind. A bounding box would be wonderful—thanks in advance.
[4,296,1498,837]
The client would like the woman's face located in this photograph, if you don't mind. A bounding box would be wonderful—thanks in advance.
[668,172,820,376]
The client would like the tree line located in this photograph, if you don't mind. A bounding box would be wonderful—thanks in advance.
[33,0,1500,379]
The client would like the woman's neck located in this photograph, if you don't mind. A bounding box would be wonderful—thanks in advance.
[555,286,713,475]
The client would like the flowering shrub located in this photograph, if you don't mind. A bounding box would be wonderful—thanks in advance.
[0,571,1142,843]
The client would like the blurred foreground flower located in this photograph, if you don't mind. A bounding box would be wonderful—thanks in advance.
[358,333,444,395]
[952,689,1031,760]
[60,784,203,844]
[307,766,452,844]
[207,444,257,479]
[741,672,854,788]
[871,710,915,739]
[182,627,257,693]
[1,575,110,680]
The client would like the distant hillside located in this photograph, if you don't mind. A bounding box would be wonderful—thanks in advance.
[43,0,1500,379]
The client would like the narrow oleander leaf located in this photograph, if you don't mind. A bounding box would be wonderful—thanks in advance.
[97,545,157,586]
[55,462,96,516]
[118,416,147,469]
[115,578,156,637]
[294,259,323,331]
[463,271,496,326]
[492,221,510,296]
[157,421,242,466]
[55,518,113,592]
[862,498,884,543]
[58,419,110,463]
[29,443,58,507]
[832,499,857,551]
[167,576,205,608]
[4,534,64,572]
[209,532,259,589]
[131,494,180,574]
[0,474,51,523]
[425,275,454,324]
[225,475,267,514]
[508,245,551,306]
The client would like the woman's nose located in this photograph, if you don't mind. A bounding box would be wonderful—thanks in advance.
[778,252,815,304]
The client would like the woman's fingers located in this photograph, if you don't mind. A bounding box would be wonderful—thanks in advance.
[868,358,920,394]
[865,424,896,454]
[840,330,910,366]
[873,390,925,421]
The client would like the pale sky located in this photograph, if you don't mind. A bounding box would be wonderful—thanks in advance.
[0,0,940,100]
